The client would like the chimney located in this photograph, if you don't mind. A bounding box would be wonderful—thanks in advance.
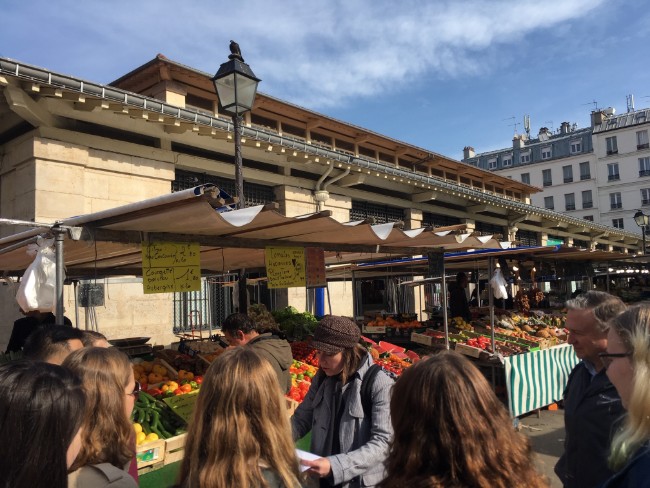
[513,135,525,149]
[591,110,605,127]
[463,146,475,160]
[560,122,571,134]
[538,127,551,141]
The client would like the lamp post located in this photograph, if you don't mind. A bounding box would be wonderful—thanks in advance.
[634,210,649,254]
[212,41,261,209]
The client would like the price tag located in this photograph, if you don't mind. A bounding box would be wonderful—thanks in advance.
[162,390,199,423]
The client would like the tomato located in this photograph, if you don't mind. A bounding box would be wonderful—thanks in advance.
[147,388,163,397]
[194,376,203,384]
[180,384,192,393]
[173,388,183,395]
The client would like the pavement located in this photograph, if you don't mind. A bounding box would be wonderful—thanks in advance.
[519,408,565,488]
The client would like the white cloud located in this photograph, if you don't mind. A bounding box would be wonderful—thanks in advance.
[2,0,607,109]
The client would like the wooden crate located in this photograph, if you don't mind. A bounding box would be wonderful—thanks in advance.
[136,439,166,469]
[164,433,187,466]
[455,343,484,358]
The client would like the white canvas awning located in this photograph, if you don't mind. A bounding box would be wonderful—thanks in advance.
[0,184,514,278]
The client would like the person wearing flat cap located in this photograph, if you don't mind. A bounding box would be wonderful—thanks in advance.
[291,316,393,488]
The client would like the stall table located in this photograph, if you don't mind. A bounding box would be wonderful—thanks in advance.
[503,344,578,417]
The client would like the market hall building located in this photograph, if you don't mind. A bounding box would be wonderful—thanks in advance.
[0,55,643,347]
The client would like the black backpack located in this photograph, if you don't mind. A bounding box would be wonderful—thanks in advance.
[361,364,385,418]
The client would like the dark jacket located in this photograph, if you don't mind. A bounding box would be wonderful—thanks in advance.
[248,332,293,394]
[6,313,72,353]
[555,361,625,488]
[600,443,650,488]
[291,353,393,488]
[448,282,471,322]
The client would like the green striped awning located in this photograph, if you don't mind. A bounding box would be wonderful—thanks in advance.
[504,344,578,417]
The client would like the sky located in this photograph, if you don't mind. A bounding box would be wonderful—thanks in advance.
[2,0,649,160]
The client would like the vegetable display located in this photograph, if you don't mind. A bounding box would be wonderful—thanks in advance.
[131,391,186,443]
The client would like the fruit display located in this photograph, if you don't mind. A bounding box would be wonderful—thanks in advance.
[131,391,186,443]
[287,360,317,403]
[450,316,473,331]
[514,290,530,312]
[290,341,319,367]
[365,314,421,329]
[272,306,318,340]
[155,348,210,375]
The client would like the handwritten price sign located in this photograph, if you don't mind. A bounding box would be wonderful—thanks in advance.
[141,242,201,294]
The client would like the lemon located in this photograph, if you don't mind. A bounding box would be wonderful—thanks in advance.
[136,432,146,445]
[145,432,159,442]
[133,423,143,434]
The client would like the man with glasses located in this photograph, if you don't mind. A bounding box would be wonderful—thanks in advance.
[554,291,627,488]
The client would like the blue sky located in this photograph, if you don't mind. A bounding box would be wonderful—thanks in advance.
[2,0,649,160]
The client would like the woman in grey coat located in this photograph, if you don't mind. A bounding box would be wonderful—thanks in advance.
[291,316,393,488]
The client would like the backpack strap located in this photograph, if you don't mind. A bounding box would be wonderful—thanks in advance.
[360,364,382,418]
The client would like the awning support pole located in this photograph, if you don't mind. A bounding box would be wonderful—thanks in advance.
[54,227,66,325]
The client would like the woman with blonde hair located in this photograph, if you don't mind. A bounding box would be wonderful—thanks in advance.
[599,305,650,487]
[63,347,138,488]
[178,347,302,488]
[379,351,547,488]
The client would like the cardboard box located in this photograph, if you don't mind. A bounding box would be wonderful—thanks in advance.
[362,325,387,334]
[136,439,165,468]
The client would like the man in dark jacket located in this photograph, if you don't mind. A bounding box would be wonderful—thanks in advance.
[449,272,471,322]
[221,313,293,394]
[554,291,627,488]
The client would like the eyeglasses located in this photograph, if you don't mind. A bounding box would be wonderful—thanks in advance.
[598,352,632,368]
[127,381,141,398]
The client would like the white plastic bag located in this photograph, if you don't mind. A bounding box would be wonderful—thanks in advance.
[490,268,508,300]
[15,237,59,312]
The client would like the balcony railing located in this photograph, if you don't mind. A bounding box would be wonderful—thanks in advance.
[565,204,576,211]
[543,181,552,187]
[580,174,591,180]
[608,174,620,181]
[583,202,593,209]
[638,143,649,150]
[610,202,623,209]
[564,177,573,183]
[640,170,650,177]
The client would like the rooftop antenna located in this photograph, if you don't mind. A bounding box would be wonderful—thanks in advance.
[524,115,531,139]
[583,100,599,112]
[545,120,554,132]
[503,116,520,136]
[626,94,635,113]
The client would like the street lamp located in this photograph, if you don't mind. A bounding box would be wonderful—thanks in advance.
[634,210,649,254]
[212,41,261,209]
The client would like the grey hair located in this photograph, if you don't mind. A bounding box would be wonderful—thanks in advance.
[566,291,626,332]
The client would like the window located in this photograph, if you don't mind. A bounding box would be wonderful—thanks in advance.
[541,147,552,160]
[502,155,513,167]
[612,218,624,229]
[606,136,618,155]
[584,215,594,221]
[520,173,530,184]
[610,192,622,209]
[571,140,583,154]
[563,165,573,183]
[542,169,552,187]
[565,193,576,211]
[544,196,554,210]
[637,130,649,150]
[488,158,497,170]
[520,152,531,164]
[582,190,593,209]
[640,157,650,177]
[608,163,620,181]
[642,189,650,206]
[579,161,591,180]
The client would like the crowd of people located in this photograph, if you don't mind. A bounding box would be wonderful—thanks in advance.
[1,290,649,487]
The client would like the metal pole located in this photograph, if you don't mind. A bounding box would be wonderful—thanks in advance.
[441,263,449,350]
[641,225,646,256]
[488,257,496,355]
[54,229,65,325]
[232,111,245,210]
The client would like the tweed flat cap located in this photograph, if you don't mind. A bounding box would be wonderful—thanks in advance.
[310,316,361,354]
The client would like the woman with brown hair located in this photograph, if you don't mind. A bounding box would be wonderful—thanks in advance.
[379,350,547,488]
[291,316,393,488]
[177,347,302,488]
[63,347,138,488]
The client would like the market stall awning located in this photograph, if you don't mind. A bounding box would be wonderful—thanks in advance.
[0,184,514,278]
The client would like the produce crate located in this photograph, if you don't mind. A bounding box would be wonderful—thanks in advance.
[361,325,387,334]
[163,433,187,466]
[136,439,166,469]
[385,326,426,338]
[455,343,484,358]
[410,331,442,347]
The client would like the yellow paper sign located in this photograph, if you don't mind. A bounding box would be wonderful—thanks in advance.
[265,247,306,289]
[142,242,201,294]
[162,390,199,424]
